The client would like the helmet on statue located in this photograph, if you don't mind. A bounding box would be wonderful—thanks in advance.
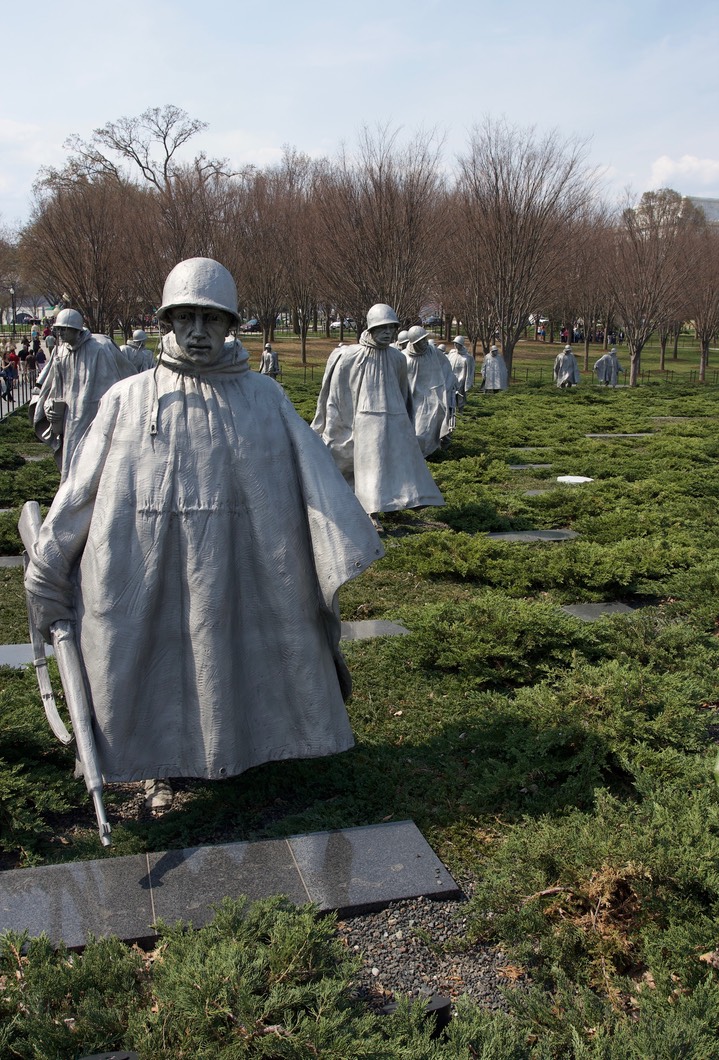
[366,303,400,330]
[157,258,240,325]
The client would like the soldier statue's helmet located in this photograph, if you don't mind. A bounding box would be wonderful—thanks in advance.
[452,335,467,348]
[564,344,573,352]
[397,330,410,345]
[264,343,272,350]
[157,258,240,325]
[437,343,446,352]
[132,329,148,343]
[54,308,84,330]
[490,345,499,353]
[407,325,428,344]
[366,303,400,330]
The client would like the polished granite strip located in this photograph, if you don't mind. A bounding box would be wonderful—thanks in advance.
[0,821,459,947]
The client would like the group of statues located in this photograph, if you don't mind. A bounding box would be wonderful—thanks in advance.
[554,344,623,389]
[22,256,620,829]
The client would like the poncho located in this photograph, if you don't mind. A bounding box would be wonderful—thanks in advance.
[553,351,580,387]
[594,352,622,386]
[404,342,456,456]
[311,332,444,514]
[481,352,508,391]
[33,330,137,479]
[25,339,384,783]
[120,340,155,372]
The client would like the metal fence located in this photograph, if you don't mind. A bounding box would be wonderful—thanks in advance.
[0,373,33,422]
[507,365,709,386]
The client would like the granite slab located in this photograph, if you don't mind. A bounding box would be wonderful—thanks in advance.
[287,821,460,916]
[585,433,653,439]
[0,556,24,567]
[524,489,552,496]
[508,463,552,470]
[147,839,310,929]
[560,602,636,621]
[0,643,53,668]
[341,620,410,641]
[1,624,411,668]
[486,529,578,542]
[0,821,459,947]
[0,854,154,949]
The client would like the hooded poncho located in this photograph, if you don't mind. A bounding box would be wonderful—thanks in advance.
[311,332,444,514]
[404,341,456,455]
[33,330,137,479]
[25,338,383,782]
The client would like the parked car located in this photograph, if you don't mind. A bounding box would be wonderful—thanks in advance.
[422,314,442,328]
[329,318,355,331]
[239,318,261,333]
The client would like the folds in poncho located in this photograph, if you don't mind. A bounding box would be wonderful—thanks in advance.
[481,352,508,391]
[311,334,444,513]
[404,343,456,456]
[33,330,137,479]
[25,342,383,783]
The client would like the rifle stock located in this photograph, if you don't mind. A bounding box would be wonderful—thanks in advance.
[18,500,111,847]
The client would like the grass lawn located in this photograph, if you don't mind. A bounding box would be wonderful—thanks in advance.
[3,369,719,1055]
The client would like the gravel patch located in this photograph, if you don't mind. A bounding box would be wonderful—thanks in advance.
[337,892,528,1012]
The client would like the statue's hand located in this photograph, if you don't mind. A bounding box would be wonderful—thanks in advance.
[44,399,67,436]
[26,590,75,644]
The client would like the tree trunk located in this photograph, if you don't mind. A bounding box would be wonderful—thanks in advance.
[549,321,555,344]
[629,342,642,387]
[583,332,590,372]
[659,334,667,372]
[300,327,308,365]
[672,327,680,360]
[504,337,516,380]
[444,312,452,342]
[699,339,709,383]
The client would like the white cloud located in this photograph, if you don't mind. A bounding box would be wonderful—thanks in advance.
[650,154,719,189]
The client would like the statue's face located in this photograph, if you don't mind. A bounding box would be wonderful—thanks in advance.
[56,327,81,348]
[169,306,231,366]
[369,323,397,348]
[414,337,430,354]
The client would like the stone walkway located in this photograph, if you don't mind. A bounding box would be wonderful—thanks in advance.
[0,821,460,948]
[486,529,578,542]
[0,621,410,670]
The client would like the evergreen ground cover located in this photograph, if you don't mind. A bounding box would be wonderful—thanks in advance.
[3,378,719,1055]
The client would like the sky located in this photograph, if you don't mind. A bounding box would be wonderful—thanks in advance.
[2,0,719,229]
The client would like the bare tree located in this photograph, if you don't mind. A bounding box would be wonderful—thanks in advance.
[62,105,221,192]
[21,174,136,332]
[683,225,719,382]
[277,149,323,363]
[231,168,287,343]
[0,223,19,325]
[602,189,700,385]
[314,126,445,328]
[561,207,611,370]
[439,191,495,353]
[456,118,597,377]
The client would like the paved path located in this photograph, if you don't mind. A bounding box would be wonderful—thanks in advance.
[0,821,460,948]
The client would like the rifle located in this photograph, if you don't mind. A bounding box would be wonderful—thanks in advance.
[19,501,111,847]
